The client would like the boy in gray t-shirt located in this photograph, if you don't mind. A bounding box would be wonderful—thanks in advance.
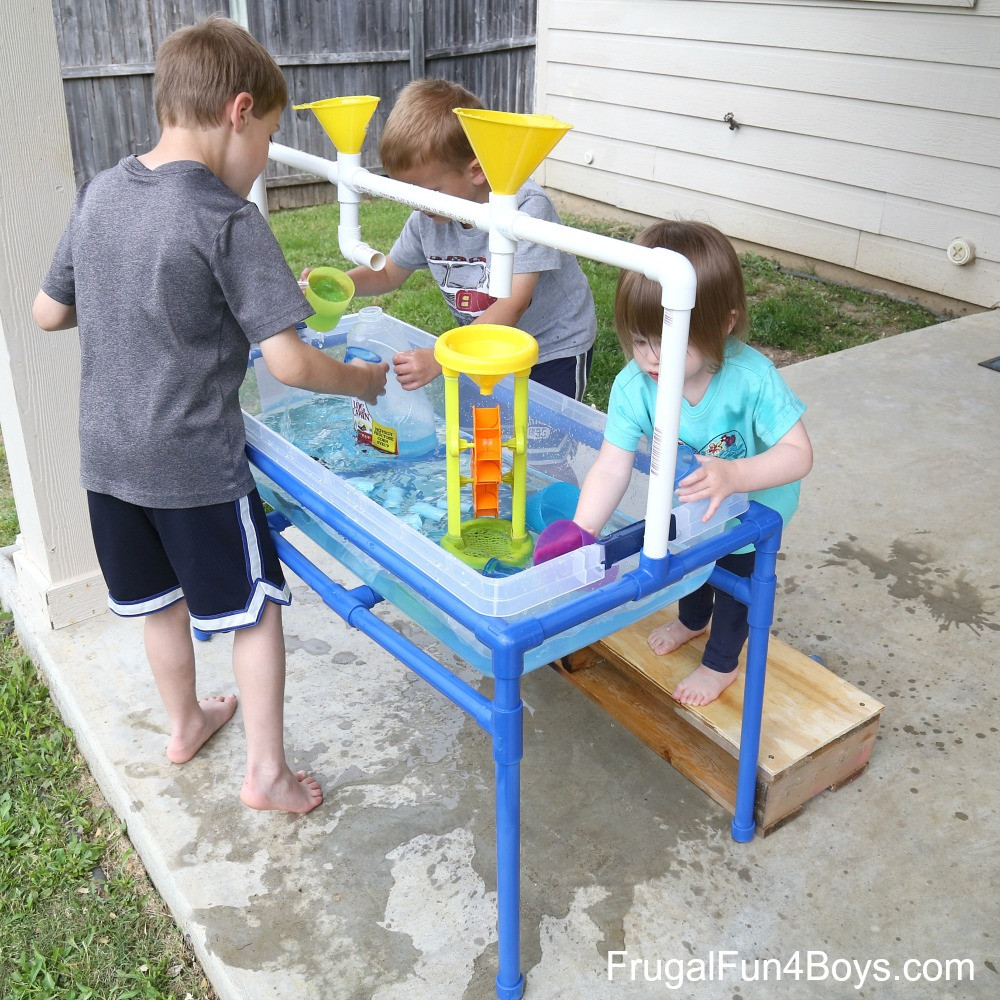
[332,78,597,402]
[33,17,386,815]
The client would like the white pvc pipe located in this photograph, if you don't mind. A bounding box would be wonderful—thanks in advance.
[249,173,269,221]
[334,151,385,270]
[267,141,696,560]
[487,192,517,298]
[645,307,692,558]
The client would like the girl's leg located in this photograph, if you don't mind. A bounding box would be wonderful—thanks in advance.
[144,599,237,763]
[232,600,323,813]
[647,579,714,655]
[673,552,756,706]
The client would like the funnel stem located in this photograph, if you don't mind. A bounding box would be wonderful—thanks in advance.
[487,192,517,299]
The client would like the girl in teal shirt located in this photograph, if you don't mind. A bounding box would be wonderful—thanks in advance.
[573,221,813,706]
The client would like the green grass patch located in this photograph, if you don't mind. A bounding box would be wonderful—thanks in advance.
[741,253,938,359]
[0,633,214,1000]
[0,441,19,548]
[269,199,453,335]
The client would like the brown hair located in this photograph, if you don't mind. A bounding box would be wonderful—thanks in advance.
[153,16,288,129]
[614,220,748,372]
[379,78,484,175]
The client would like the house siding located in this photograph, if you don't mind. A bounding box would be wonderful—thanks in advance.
[534,0,1000,307]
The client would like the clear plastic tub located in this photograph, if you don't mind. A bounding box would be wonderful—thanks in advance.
[242,312,728,673]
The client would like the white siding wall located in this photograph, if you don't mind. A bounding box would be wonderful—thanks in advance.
[534,0,1000,307]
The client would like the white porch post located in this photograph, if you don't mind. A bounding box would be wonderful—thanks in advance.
[0,3,107,627]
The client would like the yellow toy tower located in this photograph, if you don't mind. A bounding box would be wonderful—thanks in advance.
[434,326,538,569]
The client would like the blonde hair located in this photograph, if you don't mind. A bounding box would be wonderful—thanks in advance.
[379,78,484,175]
[153,16,288,129]
[614,220,748,373]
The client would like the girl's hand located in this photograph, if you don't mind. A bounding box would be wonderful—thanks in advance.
[299,266,314,282]
[393,347,441,391]
[676,455,741,522]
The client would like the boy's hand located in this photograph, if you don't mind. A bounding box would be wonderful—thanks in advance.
[349,358,389,405]
[393,347,441,391]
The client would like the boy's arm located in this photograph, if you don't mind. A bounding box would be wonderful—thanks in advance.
[677,418,813,520]
[471,271,538,328]
[258,327,388,404]
[394,272,541,391]
[573,440,637,537]
[32,290,77,331]
[343,258,413,297]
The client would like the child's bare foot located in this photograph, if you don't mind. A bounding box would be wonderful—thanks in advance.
[672,665,739,707]
[647,619,706,656]
[167,694,238,763]
[241,769,323,814]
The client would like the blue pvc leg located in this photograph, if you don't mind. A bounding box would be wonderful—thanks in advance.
[731,530,779,842]
[492,646,525,1000]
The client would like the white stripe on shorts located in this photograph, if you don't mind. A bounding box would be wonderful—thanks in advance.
[108,586,184,617]
[238,494,264,581]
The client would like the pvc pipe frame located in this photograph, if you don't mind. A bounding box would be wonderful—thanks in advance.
[268,142,695,556]
[246,436,783,999]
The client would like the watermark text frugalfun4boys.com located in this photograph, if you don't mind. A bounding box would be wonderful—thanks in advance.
[607,950,976,991]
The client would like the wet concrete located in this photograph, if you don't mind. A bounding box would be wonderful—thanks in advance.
[3,311,998,998]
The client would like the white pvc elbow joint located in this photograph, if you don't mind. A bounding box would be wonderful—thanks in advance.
[647,247,697,311]
[339,224,386,271]
[337,152,386,271]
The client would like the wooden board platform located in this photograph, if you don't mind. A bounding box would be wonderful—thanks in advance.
[555,605,883,835]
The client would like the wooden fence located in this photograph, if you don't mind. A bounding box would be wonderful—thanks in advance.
[51,0,537,207]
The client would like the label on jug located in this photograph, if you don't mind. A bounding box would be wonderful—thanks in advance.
[370,420,398,455]
[352,397,374,447]
[352,398,399,455]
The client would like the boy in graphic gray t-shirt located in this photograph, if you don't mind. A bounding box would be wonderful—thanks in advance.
[335,78,598,402]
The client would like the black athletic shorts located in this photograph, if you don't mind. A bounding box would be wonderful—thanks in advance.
[530,347,594,402]
[87,489,291,633]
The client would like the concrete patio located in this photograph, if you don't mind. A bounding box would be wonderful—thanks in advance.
[2,310,997,999]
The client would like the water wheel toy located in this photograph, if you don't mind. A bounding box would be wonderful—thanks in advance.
[434,325,538,570]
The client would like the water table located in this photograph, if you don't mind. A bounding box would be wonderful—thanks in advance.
[240,312,787,1000]
[253,99,881,999]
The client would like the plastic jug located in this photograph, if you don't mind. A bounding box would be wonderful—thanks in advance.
[344,306,437,458]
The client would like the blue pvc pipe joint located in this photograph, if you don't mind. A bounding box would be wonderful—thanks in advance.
[491,704,524,765]
[631,551,672,599]
[495,973,525,1000]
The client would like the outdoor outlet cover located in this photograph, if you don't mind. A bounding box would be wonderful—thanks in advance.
[947,238,975,266]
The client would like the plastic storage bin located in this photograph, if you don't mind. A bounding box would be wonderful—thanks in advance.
[242,312,725,673]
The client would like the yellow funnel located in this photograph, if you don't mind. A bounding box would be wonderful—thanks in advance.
[435,324,538,395]
[454,109,572,195]
[292,96,380,155]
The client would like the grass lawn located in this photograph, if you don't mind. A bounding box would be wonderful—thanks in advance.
[0,202,940,997]
[0,622,216,999]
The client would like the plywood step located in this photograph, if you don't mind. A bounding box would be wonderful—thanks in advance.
[555,605,883,835]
